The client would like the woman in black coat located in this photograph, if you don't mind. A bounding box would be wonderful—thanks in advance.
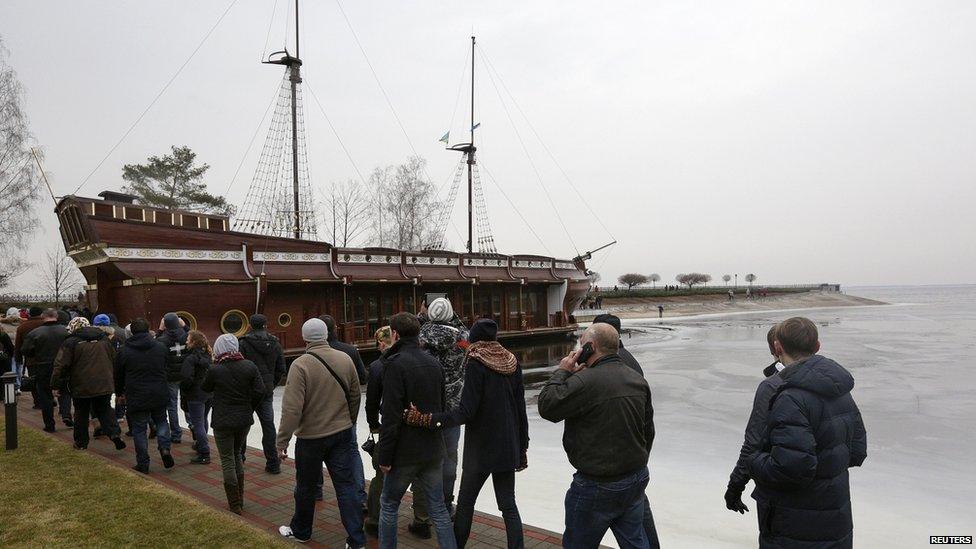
[201,334,265,514]
[181,330,213,464]
[405,319,529,549]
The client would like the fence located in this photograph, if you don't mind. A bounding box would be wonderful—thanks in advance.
[0,293,79,306]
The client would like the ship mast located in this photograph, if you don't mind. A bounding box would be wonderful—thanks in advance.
[467,35,475,254]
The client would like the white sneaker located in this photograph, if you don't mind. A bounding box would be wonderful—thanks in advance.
[278,525,309,543]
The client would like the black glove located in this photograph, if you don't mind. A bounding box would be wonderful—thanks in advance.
[724,485,749,514]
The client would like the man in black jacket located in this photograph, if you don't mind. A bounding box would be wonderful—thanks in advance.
[376,313,456,549]
[238,314,286,474]
[117,318,175,473]
[592,313,642,376]
[539,323,655,549]
[155,312,187,443]
[749,317,867,548]
[725,325,786,514]
[21,309,69,432]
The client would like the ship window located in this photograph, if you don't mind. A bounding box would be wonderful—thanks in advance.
[207,217,223,231]
[182,214,200,228]
[155,211,173,225]
[94,203,114,217]
[277,313,292,327]
[124,206,143,220]
[220,309,247,336]
[175,311,198,331]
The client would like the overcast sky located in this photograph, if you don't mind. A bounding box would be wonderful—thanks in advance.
[2,0,975,290]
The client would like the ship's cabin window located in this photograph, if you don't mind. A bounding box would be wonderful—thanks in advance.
[220,309,247,336]
[175,311,198,331]
[94,203,114,217]
[155,211,173,225]
[181,214,200,228]
[124,206,143,220]
[206,217,223,231]
[277,313,292,327]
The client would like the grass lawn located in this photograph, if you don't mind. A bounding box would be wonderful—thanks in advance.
[0,421,288,547]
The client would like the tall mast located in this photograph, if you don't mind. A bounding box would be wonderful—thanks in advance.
[289,0,302,239]
[467,35,475,253]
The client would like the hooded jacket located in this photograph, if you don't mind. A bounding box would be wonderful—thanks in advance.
[431,341,529,473]
[238,330,286,396]
[180,347,213,402]
[202,356,265,431]
[728,362,786,491]
[52,326,116,398]
[749,355,867,548]
[115,332,171,412]
[419,320,468,409]
[155,321,188,382]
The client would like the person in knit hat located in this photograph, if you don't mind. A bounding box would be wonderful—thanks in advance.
[155,312,188,443]
[404,319,528,548]
[277,317,364,545]
[238,313,286,474]
[202,333,265,514]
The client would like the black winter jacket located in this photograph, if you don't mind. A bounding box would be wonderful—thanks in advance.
[749,355,867,548]
[52,326,116,397]
[729,362,785,491]
[539,354,654,479]
[115,332,171,412]
[156,328,189,382]
[617,341,643,376]
[202,357,266,431]
[376,337,446,466]
[21,321,69,371]
[180,348,213,402]
[328,335,367,384]
[365,358,384,431]
[0,331,13,372]
[432,355,529,473]
[239,330,286,396]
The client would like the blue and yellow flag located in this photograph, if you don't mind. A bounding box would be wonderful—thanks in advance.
[438,131,450,144]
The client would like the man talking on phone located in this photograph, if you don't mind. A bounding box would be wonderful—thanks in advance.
[539,323,656,548]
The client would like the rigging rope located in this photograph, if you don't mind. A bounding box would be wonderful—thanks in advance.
[70,0,239,196]
[479,161,551,255]
[478,45,616,243]
[261,0,280,61]
[223,85,280,197]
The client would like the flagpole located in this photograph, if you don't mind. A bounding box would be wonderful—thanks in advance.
[467,35,475,254]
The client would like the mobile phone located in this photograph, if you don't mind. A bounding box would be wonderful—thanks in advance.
[576,342,595,365]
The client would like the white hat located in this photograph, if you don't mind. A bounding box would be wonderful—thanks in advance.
[427,298,454,323]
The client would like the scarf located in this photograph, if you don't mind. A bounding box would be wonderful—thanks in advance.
[465,341,517,375]
[214,351,244,364]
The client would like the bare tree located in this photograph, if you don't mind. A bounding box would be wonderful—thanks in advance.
[723,274,732,286]
[371,156,442,250]
[745,273,758,287]
[320,179,371,247]
[648,273,661,288]
[618,273,649,290]
[0,38,44,287]
[587,271,601,286]
[39,248,84,306]
[676,272,711,289]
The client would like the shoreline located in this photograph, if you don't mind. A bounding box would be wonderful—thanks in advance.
[575,290,888,321]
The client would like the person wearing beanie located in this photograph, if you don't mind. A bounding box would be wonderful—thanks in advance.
[592,313,643,376]
[404,319,528,548]
[418,297,469,514]
[238,313,286,474]
[52,313,126,451]
[277,317,364,545]
[92,314,110,327]
[202,333,265,514]
[155,312,188,444]
[114,318,173,473]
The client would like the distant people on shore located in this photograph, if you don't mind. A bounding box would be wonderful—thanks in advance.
[539,323,656,548]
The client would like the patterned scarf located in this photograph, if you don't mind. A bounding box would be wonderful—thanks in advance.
[214,351,244,364]
[465,341,517,375]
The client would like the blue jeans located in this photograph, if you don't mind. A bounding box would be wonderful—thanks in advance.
[130,408,172,468]
[563,467,650,549]
[11,358,22,390]
[249,393,279,467]
[315,428,365,501]
[380,459,457,549]
[642,494,661,548]
[166,382,183,441]
[442,426,461,507]
[290,428,365,547]
[186,400,211,456]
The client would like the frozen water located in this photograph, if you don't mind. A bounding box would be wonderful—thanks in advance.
[251,285,976,547]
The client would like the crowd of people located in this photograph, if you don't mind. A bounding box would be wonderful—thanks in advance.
[0,298,867,548]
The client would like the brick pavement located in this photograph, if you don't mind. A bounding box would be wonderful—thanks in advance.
[10,397,564,548]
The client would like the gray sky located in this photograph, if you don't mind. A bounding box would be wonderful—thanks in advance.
[3,0,975,290]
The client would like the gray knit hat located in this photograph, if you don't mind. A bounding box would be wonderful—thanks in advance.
[302,318,328,342]
[213,333,239,356]
[428,297,454,323]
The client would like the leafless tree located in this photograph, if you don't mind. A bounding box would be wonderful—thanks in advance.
[370,156,442,250]
[648,273,661,288]
[320,179,371,247]
[587,271,601,286]
[39,248,84,306]
[618,273,649,290]
[723,274,732,286]
[745,273,758,286]
[0,38,44,287]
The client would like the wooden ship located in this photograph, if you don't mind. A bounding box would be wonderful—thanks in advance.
[56,5,598,354]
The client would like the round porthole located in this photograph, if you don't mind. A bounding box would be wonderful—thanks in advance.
[278,312,292,327]
[175,311,198,331]
[220,309,248,336]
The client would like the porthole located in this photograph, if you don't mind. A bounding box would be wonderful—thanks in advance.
[175,310,198,331]
[220,309,248,336]
[278,312,292,327]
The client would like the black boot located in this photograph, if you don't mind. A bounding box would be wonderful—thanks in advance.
[223,482,243,515]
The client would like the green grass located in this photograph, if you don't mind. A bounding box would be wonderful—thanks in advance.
[0,421,288,548]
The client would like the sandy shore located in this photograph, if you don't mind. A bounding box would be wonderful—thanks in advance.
[575,290,887,320]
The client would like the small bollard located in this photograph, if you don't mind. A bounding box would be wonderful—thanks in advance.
[2,371,17,450]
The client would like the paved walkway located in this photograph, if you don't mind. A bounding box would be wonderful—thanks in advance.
[10,397,564,548]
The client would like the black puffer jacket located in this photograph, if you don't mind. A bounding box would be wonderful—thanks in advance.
[749,355,867,548]
[377,337,446,467]
[115,332,170,412]
[729,362,785,491]
[180,348,213,402]
[21,321,69,370]
[202,357,266,431]
[156,328,188,382]
[238,330,286,396]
